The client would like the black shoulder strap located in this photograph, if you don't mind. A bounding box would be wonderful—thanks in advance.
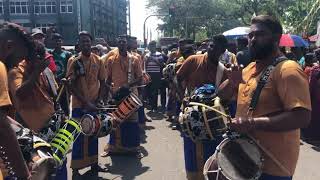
[74,55,85,76]
[249,56,288,112]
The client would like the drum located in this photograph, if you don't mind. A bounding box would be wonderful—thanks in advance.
[203,136,264,180]
[50,119,81,166]
[80,113,115,137]
[31,136,57,180]
[1,126,56,179]
[142,72,151,85]
[112,93,143,122]
[163,63,176,82]
[179,97,228,142]
[38,111,64,142]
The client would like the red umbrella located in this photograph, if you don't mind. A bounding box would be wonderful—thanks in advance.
[279,34,309,47]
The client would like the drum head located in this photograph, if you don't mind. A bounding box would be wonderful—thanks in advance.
[217,138,263,180]
[80,114,95,135]
[129,93,143,107]
[31,151,56,180]
[184,106,211,141]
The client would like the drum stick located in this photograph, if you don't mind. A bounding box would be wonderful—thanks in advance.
[97,108,118,110]
[247,135,291,175]
[189,102,230,119]
[56,84,65,103]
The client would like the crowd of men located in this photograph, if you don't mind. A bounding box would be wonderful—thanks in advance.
[0,14,319,180]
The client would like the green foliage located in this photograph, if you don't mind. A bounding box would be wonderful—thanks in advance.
[147,0,320,38]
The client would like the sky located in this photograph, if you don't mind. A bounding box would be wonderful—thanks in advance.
[130,0,162,43]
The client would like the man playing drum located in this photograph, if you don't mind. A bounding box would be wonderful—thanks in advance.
[66,31,107,178]
[176,35,236,180]
[8,39,66,179]
[219,15,311,180]
[0,22,31,180]
[104,35,143,158]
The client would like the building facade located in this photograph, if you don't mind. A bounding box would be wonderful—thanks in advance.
[0,0,128,45]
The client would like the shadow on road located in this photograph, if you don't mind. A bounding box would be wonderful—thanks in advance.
[105,151,150,180]
[301,140,320,152]
[146,111,166,120]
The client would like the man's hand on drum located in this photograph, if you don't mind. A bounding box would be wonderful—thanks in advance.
[228,117,256,133]
[226,64,244,85]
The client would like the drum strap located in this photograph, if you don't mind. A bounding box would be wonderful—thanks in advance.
[215,62,225,93]
[248,56,288,112]
[43,67,58,97]
[128,54,133,84]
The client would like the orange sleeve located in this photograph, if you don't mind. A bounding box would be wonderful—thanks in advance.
[8,67,27,103]
[0,63,11,107]
[66,56,75,78]
[133,57,143,79]
[276,62,311,111]
[176,56,195,82]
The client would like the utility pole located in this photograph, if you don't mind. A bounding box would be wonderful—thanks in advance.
[77,0,82,33]
[127,0,131,35]
[143,14,168,47]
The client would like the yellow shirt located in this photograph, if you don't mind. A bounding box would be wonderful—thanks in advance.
[67,53,107,108]
[8,60,56,132]
[0,62,11,107]
[236,60,311,176]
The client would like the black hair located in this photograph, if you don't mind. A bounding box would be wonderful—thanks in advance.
[149,41,156,46]
[179,38,194,45]
[212,34,228,50]
[305,53,315,64]
[169,43,178,50]
[118,34,128,39]
[236,37,248,47]
[128,36,137,40]
[0,22,36,62]
[79,31,93,40]
[251,15,283,38]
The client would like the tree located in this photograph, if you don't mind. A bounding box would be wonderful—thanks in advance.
[147,0,320,38]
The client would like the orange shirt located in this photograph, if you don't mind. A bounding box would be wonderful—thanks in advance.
[176,54,227,90]
[0,62,11,107]
[105,51,143,94]
[236,60,311,176]
[8,61,56,132]
[132,52,144,71]
[67,53,107,109]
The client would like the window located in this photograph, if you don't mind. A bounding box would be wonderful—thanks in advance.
[10,0,29,15]
[60,0,73,13]
[0,0,3,14]
[34,0,56,14]
[35,23,50,34]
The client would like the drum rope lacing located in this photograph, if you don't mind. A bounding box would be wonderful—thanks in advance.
[189,102,231,120]
[0,146,15,176]
[246,134,291,176]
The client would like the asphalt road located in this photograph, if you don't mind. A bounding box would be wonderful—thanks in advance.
[65,110,320,180]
